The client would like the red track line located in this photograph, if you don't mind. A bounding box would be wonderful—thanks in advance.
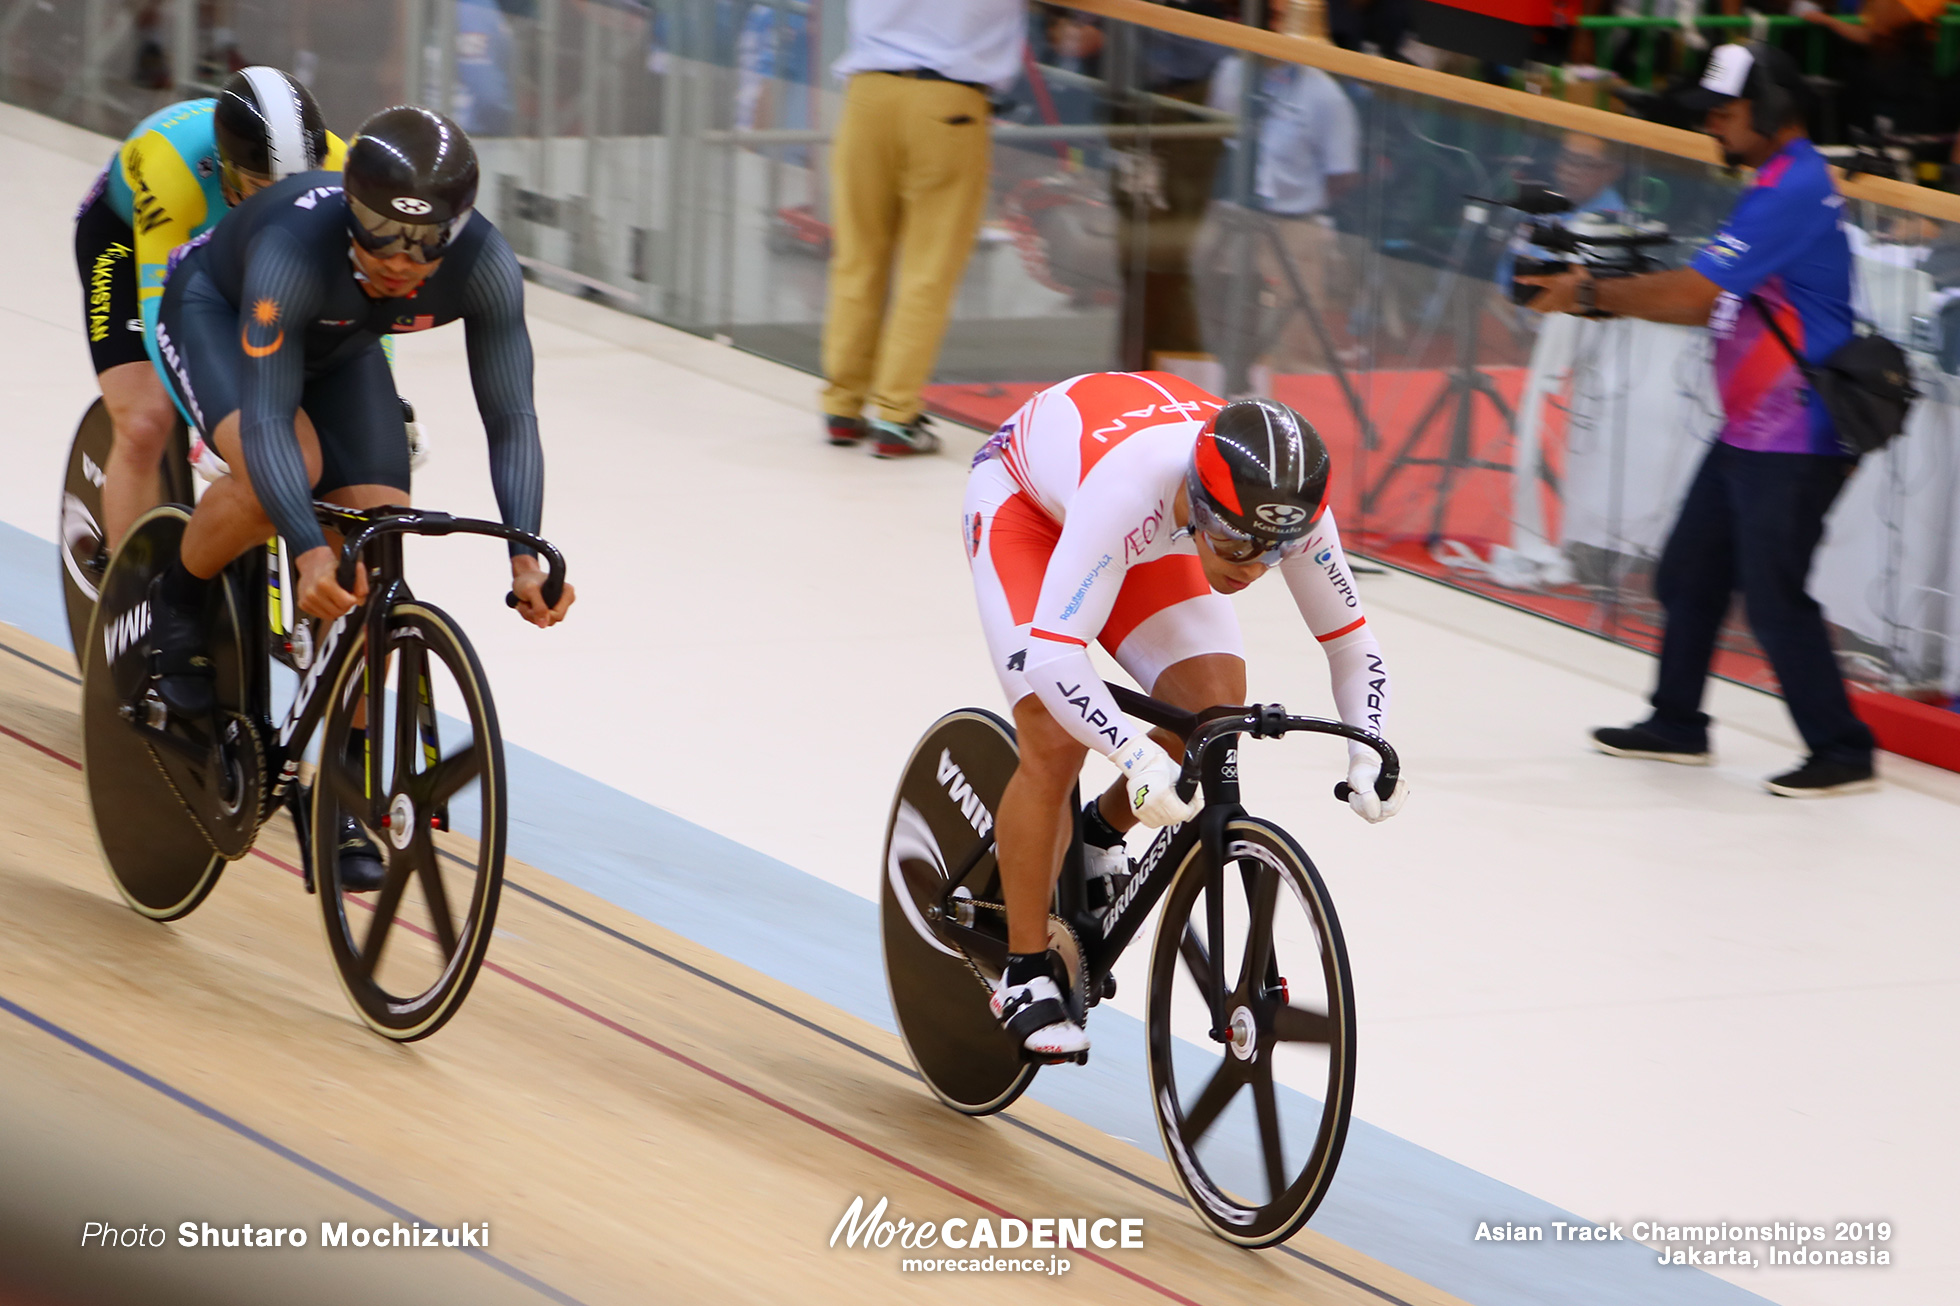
[0,721,82,771]
[241,843,1207,1306]
[4,721,1208,1301]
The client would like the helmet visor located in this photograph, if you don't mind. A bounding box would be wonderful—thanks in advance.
[1188,493,1319,567]
[220,158,275,202]
[348,194,471,263]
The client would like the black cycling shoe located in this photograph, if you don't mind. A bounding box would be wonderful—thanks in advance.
[337,814,388,893]
[145,575,216,719]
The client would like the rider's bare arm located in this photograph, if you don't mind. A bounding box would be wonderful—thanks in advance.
[1277,508,1391,761]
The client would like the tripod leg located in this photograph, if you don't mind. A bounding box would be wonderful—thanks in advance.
[1257,218,1380,451]
[1364,371,1455,517]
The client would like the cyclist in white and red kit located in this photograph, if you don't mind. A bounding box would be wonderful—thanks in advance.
[964,370,1406,1057]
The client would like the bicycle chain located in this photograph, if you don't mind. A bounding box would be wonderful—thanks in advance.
[140,710,272,859]
[939,897,1091,1026]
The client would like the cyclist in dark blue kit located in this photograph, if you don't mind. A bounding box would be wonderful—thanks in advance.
[147,105,576,885]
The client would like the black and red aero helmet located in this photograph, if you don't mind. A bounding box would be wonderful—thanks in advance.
[344,106,479,262]
[1186,399,1330,547]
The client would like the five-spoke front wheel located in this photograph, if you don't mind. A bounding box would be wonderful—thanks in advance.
[312,600,506,1041]
[1146,816,1356,1247]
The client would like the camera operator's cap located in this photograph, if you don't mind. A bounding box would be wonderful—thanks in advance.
[1678,41,1807,114]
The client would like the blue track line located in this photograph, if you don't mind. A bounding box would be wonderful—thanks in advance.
[0,990,589,1306]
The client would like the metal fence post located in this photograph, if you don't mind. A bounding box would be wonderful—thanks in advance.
[171,0,196,91]
[430,0,457,117]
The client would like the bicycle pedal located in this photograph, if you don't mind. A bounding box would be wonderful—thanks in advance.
[1101,974,1117,1001]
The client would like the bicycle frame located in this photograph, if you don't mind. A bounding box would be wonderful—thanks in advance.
[149,505,561,891]
[941,683,1398,1046]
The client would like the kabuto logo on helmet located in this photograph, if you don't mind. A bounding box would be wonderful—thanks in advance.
[1256,503,1308,528]
[392,197,434,216]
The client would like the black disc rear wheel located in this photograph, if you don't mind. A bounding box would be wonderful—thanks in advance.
[312,600,505,1041]
[880,708,1037,1116]
[80,507,238,920]
[61,399,191,659]
[1146,816,1356,1247]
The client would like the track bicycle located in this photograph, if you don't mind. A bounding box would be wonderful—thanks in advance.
[81,499,566,1040]
[59,399,194,657]
[881,686,1398,1247]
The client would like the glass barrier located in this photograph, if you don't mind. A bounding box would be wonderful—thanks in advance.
[7,1,1957,708]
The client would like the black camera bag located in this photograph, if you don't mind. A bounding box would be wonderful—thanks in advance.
[1749,295,1918,457]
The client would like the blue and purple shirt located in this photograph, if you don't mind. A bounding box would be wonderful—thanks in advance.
[1690,138,1854,457]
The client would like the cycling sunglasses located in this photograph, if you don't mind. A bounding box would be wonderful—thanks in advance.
[348,196,470,264]
[1187,526,1313,568]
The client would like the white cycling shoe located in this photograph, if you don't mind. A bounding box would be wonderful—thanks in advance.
[991,971,1089,1058]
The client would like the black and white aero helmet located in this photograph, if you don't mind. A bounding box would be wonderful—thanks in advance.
[214,67,329,194]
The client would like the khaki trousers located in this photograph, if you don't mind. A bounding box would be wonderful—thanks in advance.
[821,73,991,425]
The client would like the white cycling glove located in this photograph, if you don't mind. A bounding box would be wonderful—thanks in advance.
[1345,756,1408,824]
[1116,738,1201,828]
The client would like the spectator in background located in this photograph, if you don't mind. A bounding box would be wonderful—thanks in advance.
[453,0,516,136]
[1794,0,1945,137]
[819,0,1026,458]
[1105,16,1230,370]
[1497,132,1628,301]
[1195,30,1362,375]
[1328,0,1412,61]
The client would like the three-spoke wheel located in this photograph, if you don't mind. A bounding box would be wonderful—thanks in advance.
[1146,817,1356,1247]
[313,600,506,1041]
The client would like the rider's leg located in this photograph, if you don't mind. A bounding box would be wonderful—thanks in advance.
[180,410,324,578]
[995,693,1094,1055]
[999,693,1088,956]
[1090,652,1249,838]
[97,362,179,549]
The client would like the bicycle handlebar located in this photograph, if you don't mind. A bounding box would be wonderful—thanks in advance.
[1104,683,1398,806]
[324,504,567,609]
[1172,705,1400,805]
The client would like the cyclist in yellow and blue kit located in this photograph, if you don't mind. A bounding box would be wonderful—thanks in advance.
[73,66,343,551]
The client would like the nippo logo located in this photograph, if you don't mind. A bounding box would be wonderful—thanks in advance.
[1255,503,1308,528]
[391,196,434,217]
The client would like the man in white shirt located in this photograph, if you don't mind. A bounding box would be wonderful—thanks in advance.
[820,0,1026,457]
[1196,55,1361,373]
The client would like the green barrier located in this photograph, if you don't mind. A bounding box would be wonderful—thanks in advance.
[1576,9,1960,84]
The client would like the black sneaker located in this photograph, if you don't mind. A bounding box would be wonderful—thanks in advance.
[870,414,941,458]
[1591,721,1711,766]
[1765,757,1877,797]
[337,814,388,892]
[145,575,216,719]
[824,413,866,447]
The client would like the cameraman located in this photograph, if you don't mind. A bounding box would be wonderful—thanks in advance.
[1521,43,1878,797]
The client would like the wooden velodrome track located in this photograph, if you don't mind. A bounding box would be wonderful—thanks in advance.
[0,624,1463,1306]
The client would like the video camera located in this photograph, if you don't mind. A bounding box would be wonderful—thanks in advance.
[1490,183,1674,310]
